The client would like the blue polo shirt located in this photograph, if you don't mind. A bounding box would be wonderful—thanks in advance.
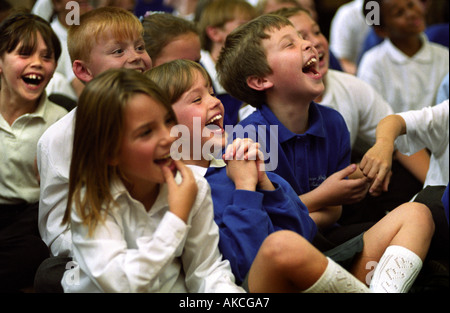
[235,102,351,196]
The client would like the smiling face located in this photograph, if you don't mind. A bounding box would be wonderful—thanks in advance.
[378,0,426,39]
[262,25,324,103]
[0,31,56,103]
[171,69,226,163]
[83,32,152,80]
[288,11,329,78]
[114,93,177,190]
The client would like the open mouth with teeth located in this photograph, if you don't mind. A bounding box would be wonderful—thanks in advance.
[302,57,321,78]
[154,153,172,166]
[205,114,224,133]
[22,74,44,86]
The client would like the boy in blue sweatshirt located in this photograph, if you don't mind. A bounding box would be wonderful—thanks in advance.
[148,59,433,293]
[147,60,372,293]
[214,14,435,293]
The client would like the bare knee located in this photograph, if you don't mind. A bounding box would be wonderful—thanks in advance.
[399,202,435,236]
[250,230,327,292]
[258,230,318,271]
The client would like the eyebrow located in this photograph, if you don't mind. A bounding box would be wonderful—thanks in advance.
[277,32,297,46]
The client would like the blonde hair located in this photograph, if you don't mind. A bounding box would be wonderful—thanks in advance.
[145,59,213,104]
[67,6,144,64]
[63,69,175,236]
[197,0,256,52]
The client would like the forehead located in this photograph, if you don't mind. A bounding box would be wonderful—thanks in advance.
[187,69,211,91]
[124,93,166,123]
[288,12,315,29]
[262,25,298,49]
[95,29,142,45]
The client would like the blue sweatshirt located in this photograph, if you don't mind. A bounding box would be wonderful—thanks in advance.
[191,162,317,284]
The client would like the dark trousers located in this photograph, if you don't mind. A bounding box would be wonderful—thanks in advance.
[339,159,424,225]
[34,256,72,293]
[415,185,449,262]
[320,159,423,248]
[0,202,49,292]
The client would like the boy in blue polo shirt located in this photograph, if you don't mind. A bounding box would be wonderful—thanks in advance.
[149,58,434,293]
[217,13,371,245]
[215,14,436,292]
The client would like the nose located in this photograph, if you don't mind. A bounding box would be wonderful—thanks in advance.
[208,93,223,111]
[128,49,143,64]
[160,124,176,147]
[307,34,321,49]
[30,53,43,68]
[302,38,314,53]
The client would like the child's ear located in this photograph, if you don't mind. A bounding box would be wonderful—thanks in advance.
[205,25,225,43]
[72,60,94,83]
[246,75,274,91]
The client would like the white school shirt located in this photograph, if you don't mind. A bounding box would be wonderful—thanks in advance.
[320,69,394,153]
[396,100,449,188]
[37,108,76,257]
[31,0,53,21]
[329,0,370,64]
[200,50,227,95]
[62,173,245,293]
[51,18,76,85]
[45,71,78,102]
[357,34,449,113]
[0,94,67,205]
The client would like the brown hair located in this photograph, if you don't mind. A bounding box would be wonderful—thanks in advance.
[216,14,292,107]
[142,12,198,62]
[0,11,61,62]
[145,59,213,105]
[196,0,256,52]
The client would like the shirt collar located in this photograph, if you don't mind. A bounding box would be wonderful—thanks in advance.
[259,102,326,143]
[0,93,49,129]
[384,33,431,64]
[188,154,226,177]
[32,93,49,120]
[109,174,171,214]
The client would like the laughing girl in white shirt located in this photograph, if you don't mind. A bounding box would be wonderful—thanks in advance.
[61,68,243,293]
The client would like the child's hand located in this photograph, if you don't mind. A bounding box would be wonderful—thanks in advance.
[162,160,198,223]
[317,164,370,206]
[223,138,259,191]
[359,142,394,195]
[223,138,275,191]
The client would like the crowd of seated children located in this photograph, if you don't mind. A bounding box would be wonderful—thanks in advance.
[1,0,448,293]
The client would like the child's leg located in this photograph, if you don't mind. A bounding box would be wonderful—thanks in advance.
[350,202,435,292]
[247,230,369,293]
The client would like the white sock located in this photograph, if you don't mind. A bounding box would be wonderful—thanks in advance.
[370,245,423,293]
[303,257,370,293]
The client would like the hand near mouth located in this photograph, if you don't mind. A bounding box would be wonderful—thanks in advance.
[162,159,198,223]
